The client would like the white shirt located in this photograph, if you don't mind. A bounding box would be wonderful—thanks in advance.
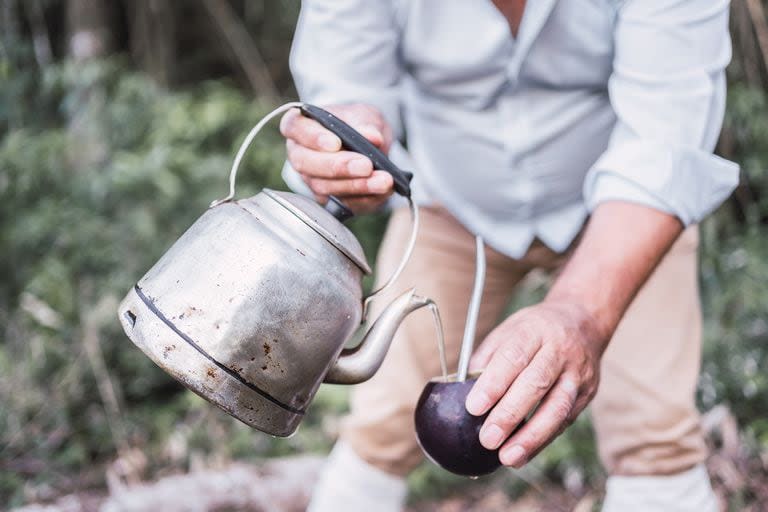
[284,0,740,258]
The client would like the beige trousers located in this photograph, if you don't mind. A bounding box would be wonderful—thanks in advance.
[342,206,707,477]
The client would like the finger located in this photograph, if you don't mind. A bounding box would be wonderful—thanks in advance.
[307,192,390,215]
[469,328,507,373]
[465,328,542,417]
[497,376,579,468]
[281,107,388,152]
[478,348,563,450]
[280,108,341,152]
[325,105,389,149]
[344,194,392,213]
[287,140,373,178]
[304,171,393,197]
[469,311,532,372]
[351,123,386,149]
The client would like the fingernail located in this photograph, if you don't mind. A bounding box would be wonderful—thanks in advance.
[318,133,341,151]
[367,174,389,192]
[465,390,490,416]
[479,424,505,450]
[500,445,526,467]
[348,157,371,176]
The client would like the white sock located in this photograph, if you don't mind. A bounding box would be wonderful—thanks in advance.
[307,441,408,512]
[602,463,718,512]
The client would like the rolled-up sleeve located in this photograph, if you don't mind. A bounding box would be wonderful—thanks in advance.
[583,0,740,225]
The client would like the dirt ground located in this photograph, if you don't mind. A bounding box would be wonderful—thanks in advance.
[10,405,768,512]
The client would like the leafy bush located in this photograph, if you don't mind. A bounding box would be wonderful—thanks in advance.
[699,84,768,449]
[0,56,386,506]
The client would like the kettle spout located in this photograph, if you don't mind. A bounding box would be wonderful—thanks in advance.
[324,289,431,385]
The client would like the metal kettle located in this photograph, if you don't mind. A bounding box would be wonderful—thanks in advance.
[118,103,432,437]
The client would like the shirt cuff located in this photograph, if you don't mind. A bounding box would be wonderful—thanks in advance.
[584,140,740,225]
[280,162,308,197]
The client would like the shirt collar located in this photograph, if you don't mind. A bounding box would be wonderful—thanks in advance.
[508,0,559,77]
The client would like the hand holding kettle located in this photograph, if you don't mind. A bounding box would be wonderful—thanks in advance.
[280,104,395,214]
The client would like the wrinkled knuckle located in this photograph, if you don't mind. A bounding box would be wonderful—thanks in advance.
[516,322,540,345]
[494,403,522,428]
[529,367,555,393]
[580,365,598,388]
[499,345,526,369]
[583,367,595,386]
[552,400,572,424]
[330,158,348,178]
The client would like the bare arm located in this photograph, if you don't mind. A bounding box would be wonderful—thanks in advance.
[548,201,682,341]
[466,201,682,467]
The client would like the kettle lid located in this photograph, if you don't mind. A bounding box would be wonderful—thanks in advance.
[263,189,372,274]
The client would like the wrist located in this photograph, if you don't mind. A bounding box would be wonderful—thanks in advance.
[541,203,683,351]
[542,291,616,352]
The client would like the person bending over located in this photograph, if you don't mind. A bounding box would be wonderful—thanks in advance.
[280,1,739,510]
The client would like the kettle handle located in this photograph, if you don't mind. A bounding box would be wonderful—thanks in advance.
[210,102,414,217]
[299,104,414,222]
[211,101,305,208]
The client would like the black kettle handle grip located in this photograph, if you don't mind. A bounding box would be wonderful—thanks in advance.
[299,104,413,222]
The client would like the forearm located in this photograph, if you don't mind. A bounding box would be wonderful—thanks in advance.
[546,201,683,346]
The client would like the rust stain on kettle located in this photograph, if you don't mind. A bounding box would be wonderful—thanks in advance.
[162,344,177,359]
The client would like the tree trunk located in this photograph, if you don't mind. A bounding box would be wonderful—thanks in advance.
[126,0,177,87]
[67,0,113,60]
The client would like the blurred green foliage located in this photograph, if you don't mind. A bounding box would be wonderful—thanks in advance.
[699,85,768,448]
[0,55,385,506]
[1,45,767,511]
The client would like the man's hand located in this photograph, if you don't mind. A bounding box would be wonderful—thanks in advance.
[465,201,684,468]
[465,300,607,468]
[280,104,395,214]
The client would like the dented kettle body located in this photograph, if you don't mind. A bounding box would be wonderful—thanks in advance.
[119,191,365,436]
[118,104,431,437]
